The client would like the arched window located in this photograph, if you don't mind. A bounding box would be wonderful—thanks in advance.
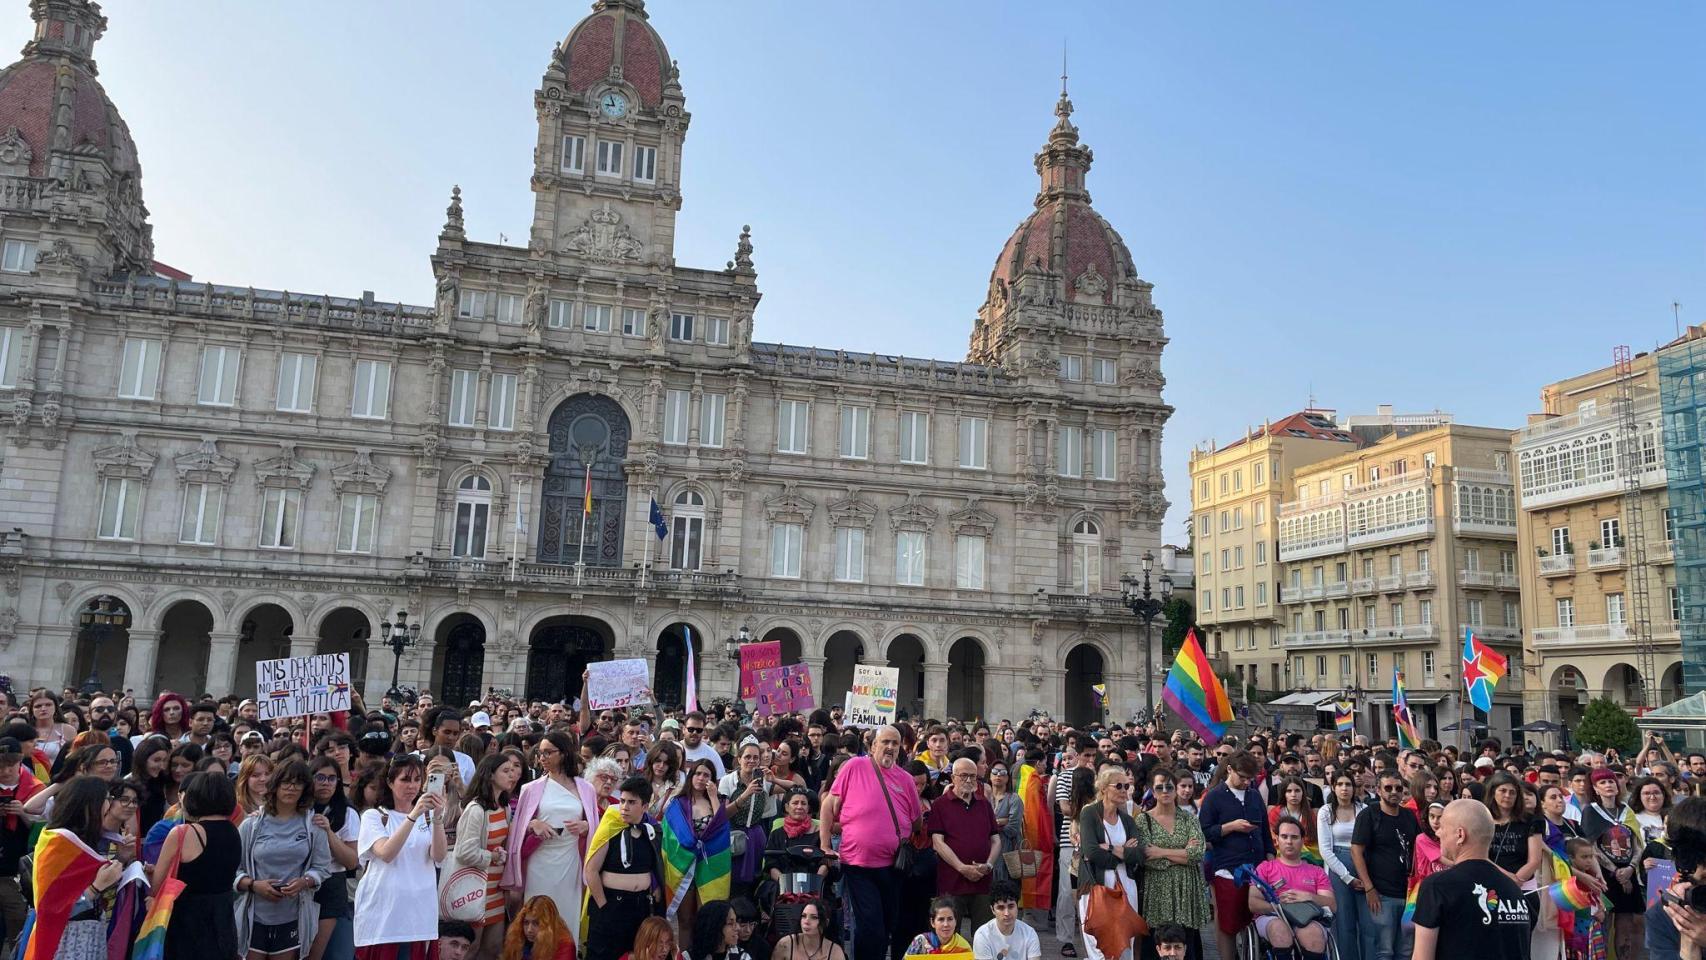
[453,475,492,559]
[1071,519,1101,594]
[671,489,706,570]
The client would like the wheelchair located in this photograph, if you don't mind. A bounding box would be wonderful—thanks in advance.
[1236,872,1341,960]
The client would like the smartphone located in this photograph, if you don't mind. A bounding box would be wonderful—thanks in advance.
[426,771,446,798]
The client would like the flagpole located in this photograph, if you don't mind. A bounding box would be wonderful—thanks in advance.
[576,462,590,586]
[641,488,654,588]
[509,478,524,583]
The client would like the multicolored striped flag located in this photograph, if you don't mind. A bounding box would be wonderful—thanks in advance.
[660,794,729,917]
[1016,763,1055,910]
[1392,671,1422,749]
[23,828,105,960]
[1161,628,1235,745]
[1462,628,1509,712]
[683,624,698,713]
[1335,700,1355,734]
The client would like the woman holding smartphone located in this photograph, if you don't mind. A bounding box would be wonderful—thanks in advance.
[719,740,774,897]
[352,754,447,957]
[503,731,602,955]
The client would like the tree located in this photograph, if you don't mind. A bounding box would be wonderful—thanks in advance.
[1162,596,1197,660]
[1573,697,1641,755]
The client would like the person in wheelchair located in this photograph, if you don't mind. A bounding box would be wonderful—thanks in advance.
[1248,815,1335,959]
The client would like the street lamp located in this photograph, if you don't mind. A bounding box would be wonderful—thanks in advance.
[379,610,422,699]
[1120,551,1174,717]
[77,596,129,695]
[724,624,752,660]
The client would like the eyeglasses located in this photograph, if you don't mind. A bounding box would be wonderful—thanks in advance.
[1112,783,1133,790]
[1381,785,1406,793]
[91,706,114,714]
[685,727,704,733]
[93,757,118,767]
[952,773,977,781]
[108,795,139,806]
[313,774,340,784]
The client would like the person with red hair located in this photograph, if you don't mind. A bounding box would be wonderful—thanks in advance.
[502,895,577,960]
[146,692,192,743]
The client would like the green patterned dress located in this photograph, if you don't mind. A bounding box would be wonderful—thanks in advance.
[1132,806,1209,929]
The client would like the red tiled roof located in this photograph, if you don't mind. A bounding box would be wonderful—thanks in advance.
[0,57,136,179]
[1215,412,1361,452]
[621,19,664,106]
[566,15,616,93]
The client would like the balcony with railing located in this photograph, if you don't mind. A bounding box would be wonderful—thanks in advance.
[1515,399,1666,509]
[1532,623,1629,648]
[1277,502,1347,562]
[1351,577,1376,594]
[1283,631,1343,649]
[1458,570,1521,590]
[1405,570,1436,589]
[1588,545,1625,570]
[1377,574,1404,592]
[1471,625,1522,643]
[1324,581,1350,599]
[1538,553,1575,576]
[418,557,742,595]
[1343,474,1436,549]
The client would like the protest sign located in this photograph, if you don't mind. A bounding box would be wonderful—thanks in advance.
[587,658,654,710]
[256,653,351,721]
[738,641,782,699]
[843,664,898,728]
[753,663,815,717]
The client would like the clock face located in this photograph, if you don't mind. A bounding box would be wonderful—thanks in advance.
[600,92,628,119]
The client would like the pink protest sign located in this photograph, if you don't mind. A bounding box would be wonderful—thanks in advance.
[738,641,782,699]
[753,663,815,717]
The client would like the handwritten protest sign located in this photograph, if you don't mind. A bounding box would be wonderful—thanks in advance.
[753,663,814,717]
[587,658,654,710]
[256,653,351,721]
[842,664,898,728]
[738,641,782,699]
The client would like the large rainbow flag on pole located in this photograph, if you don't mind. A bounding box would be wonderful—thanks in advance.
[1462,628,1509,712]
[1016,762,1056,910]
[23,828,105,960]
[1161,628,1235,745]
[1392,671,1422,749]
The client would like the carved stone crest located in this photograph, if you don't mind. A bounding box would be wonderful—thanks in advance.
[1073,263,1108,300]
[174,438,239,485]
[254,443,315,491]
[93,431,157,481]
[764,482,816,525]
[827,493,876,530]
[0,126,32,173]
[563,201,644,264]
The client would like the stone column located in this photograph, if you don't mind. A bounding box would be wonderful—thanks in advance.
[922,660,950,720]
[364,639,395,698]
[204,632,242,698]
[288,637,318,661]
[800,655,827,707]
[122,629,161,702]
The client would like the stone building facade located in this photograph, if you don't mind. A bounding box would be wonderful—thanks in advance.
[0,0,1172,723]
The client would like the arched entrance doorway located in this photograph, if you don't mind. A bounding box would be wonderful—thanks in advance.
[1548,664,1587,733]
[527,616,614,704]
[318,608,371,698]
[946,638,986,720]
[822,631,863,708]
[1064,644,1105,727]
[156,600,214,696]
[1663,661,1685,704]
[887,634,926,721]
[433,615,486,707]
[539,394,631,566]
[71,596,130,695]
[762,628,803,666]
[1603,663,1644,707]
[236,605,294,700]
[655,623,704,710]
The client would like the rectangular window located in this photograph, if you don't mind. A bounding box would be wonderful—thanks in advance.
[548,299,573,329]
[1388,554,1402,575]
[179,482,222,545]
[1672,586,1683,623]
[1091,429,1117,480]
[0,239,35,273]
[1417,548,1430,571]
[1556,597,1575,627]
[1504,600,1519,628]
[1060,355,1083,381]
[337,493,378,553]
[351,360,391,419]
[1091,358,1116,384]
[1235,585,1245,608]
[1202,592,1212,613]
[839,406,870,459]
[1424,651,1436,682]
[1667,508,1680,542]
[704,316,729,346]
[622,307,646,337]
[671,514,703,570]
[452,497,488,559]
[97,478,140,540]
[959,417,987,470]
[1255,461,1266,486]
[1464,548,1480,571]
[1223,588,1232,609]
[595,139,624,176]
[1220,549,1229,572]
[561,135,586,173]
[1222,511,1232,533]
[1256,582,1267,605]
[1500,550,1516,574]
[494,293,523,326]
[259,487,301,549]
[769,523,802,578]
[1340,654,1351,680]
[777,399,810,454]
[896,531,927,586]
[1058,426,1083,478]
[1233,470,1244,492]
[1233,507,1245,529]
[457,290,488,320]
[700,393,726,448]
[669,313,695,342]
[1390,602,1404,628]
[1419,598,1433,625]
[834,527,866,583]
[1467,598,1483,625]
[1551,526,1571,554]
[583,303,612,333]
[489,373,517,431]
[448,369,478,427]
[1255,541,1267,565]
[275,352,316,412]
[1600,517,1621,546]
[117,338,161,399]
[633,145,657,182]
[1234,545,1244,568]
[1254,502,1266,525]
[662,389,691,445]
[0,326,18,387]
[196,344,239,406]
[899,412,929,464]
[1362,603,1376,628]
[1221,475,1230,496]
[1606,593,1626,624]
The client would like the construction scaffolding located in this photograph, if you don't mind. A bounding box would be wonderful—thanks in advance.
[1614,346,1656,707]
[1659,340,1706,697]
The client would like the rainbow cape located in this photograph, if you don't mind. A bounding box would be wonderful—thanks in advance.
[1016,763,1056,910]
[660,794,729,917]
[1161,629,1234,745]
[1391,672,1421,750]
[22,828,105,960]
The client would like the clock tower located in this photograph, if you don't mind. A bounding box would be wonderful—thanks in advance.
[528,0,688,269]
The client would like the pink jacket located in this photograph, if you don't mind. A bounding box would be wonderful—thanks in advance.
[501,774,601,891]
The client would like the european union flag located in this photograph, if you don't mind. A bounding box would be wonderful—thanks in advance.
[648,497,668,540]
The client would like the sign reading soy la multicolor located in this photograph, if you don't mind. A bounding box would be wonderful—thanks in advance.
[843,664,898,728]
[256,653,352,721]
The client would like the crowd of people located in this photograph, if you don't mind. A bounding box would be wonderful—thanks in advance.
[4,678,1706,960]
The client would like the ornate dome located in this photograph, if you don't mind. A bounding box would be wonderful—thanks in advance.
[987,93,1135,306]
[0,1,141,180]
[558,0,674,107]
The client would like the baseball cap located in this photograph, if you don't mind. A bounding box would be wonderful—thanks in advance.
[240,730,265,744]
[1474,757,1495,770]
[471,711,492,730]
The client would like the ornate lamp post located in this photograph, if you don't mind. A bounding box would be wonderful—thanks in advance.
[379,610,422,699]
[723,624,753,661]
[78,596,129,695]
[1120,551,1174,717]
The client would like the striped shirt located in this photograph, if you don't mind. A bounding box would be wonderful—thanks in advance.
[480,807,508,927]
[1054,766,1077,846]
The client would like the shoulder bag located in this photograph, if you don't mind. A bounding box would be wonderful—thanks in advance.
[439,803,489,922]
[872,756,913,874]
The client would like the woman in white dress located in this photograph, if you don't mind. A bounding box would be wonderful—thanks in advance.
[503,730,602,951]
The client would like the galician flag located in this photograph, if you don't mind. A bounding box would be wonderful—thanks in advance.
[1461,628,1509,712]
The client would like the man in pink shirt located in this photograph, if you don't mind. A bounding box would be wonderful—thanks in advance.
[822,725,924,960]
[1250,815,1335,957]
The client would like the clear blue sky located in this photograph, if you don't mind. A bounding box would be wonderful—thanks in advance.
[12,2,1703,541]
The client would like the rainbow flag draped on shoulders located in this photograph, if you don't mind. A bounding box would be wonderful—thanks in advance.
[1016,762,1055,910]
[1161,629,1234,745]
[22,828,105,960]
[1391,672,1421,750]
[660,794,730,918]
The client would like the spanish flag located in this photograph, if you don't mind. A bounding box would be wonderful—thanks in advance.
[583,463,593,514]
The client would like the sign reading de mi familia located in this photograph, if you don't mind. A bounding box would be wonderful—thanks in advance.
[256,653,353,721]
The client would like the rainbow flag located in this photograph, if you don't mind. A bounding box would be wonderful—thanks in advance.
[661,794,729,917]
[1016,763,1056,910]
[1161,628,1234,745]
[23,828,105,960]
[1392,671,1421,749]
[1335,700,1354,734]
[1462,628,1508,712]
